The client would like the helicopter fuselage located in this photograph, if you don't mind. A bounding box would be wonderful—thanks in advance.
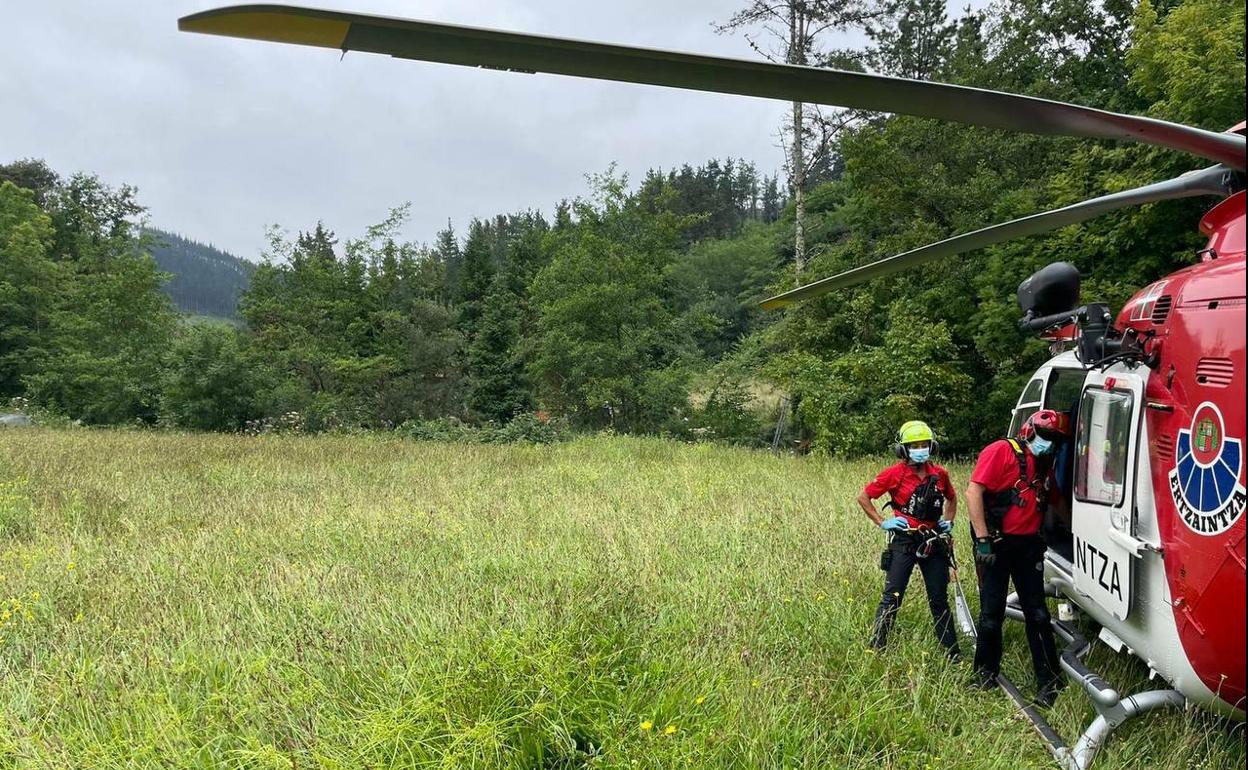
[1013,191,1246,718]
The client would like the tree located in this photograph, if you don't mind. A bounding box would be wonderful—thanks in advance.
[529,172,698,432]
[0,182,57,397]
[775,313,973,455]
[0,158,58,207]
[4,170,178,423]
[867,0,955,79]
[455,219,497,342]
[758,0,1244,455]
[239,209,465,430]
[716,0,876,280]
[432,221,462,302]
[161,322,260,431]
[466,273,530,423]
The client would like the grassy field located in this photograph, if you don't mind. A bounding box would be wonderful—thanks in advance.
[0,429,1242,769]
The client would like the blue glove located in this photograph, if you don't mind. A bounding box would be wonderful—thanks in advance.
[938,520,954,534]
[881,517,908,532]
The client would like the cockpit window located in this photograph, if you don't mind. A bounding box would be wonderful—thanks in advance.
[1009,377,1046,435]
[1045,369,1087,415]
[1075,387,1134,506]
[1010,406,1038,438]
[1019,378,1043,406]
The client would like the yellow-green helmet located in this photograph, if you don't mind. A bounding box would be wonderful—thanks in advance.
[897,420,934,445]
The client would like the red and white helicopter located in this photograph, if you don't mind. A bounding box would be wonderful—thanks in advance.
[178,6,1245,767]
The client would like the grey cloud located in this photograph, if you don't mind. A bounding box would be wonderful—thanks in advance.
[0,1,922,258]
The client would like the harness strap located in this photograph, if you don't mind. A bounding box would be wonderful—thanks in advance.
[1005,438,1043,492]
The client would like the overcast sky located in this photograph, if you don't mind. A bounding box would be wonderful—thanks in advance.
[3,1,959,260]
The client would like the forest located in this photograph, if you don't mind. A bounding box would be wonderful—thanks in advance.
[1,0,1243,455]
[145,229,254,321]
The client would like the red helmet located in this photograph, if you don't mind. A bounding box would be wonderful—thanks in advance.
[1019,409,1070,441]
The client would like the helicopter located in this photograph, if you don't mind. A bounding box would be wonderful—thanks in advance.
[177,6,1245,768]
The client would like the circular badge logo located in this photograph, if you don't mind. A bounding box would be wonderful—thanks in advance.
[1169,402,1246,535]
[1190,405,1223,466]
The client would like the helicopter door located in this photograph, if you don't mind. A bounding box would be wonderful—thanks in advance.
[1070,372,1145,621]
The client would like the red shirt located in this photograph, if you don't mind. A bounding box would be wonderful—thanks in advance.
[863,461,956,529]
[970,439,1044,535]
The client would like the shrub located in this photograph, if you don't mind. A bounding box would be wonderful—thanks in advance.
[160,323,260,431]
[397,413,569,445]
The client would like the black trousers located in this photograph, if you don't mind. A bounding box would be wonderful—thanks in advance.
[870,531,959,653]
[973,534,1061,689]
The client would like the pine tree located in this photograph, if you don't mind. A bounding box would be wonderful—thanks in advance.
[456,219,496,342]
[432,221,461,303]
[867,0,955,80]
[761,175,783,222]
[466,270,530,423]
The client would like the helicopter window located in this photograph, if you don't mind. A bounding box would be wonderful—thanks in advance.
[1020,378,1044,405]
[1010,405,1039,437]
[1074,388,1135,506]
[1009,378,1046,435]
[1045,369,1087,414]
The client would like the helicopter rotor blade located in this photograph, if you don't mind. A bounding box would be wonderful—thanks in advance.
[178,5,1245,170]
[759,164,1238,310]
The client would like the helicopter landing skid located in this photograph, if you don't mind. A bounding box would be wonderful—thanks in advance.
[996,594,1187,770]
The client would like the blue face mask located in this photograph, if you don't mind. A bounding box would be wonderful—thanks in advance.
[1029,436,1055,456]
[908,447,931,464]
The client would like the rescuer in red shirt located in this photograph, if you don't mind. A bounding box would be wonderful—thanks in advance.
[856,420,960,659]
[967,409,1069,706]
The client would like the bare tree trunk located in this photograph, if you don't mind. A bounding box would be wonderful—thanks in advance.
[789,4,807,283]
[791,99,806,281]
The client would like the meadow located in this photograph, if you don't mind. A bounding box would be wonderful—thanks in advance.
[0,429,1242,769]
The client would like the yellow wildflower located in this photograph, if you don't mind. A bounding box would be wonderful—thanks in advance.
[695,696,705,705]
[640,720,653,731]
[664,724,677,735]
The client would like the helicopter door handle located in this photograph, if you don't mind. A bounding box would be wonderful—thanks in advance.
[1106,527,1152,557]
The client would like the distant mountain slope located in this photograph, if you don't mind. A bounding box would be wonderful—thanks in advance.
[146,229,254,319]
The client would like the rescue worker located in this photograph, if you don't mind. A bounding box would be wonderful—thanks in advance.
[857,420,961,660]
[967,409,1069,706]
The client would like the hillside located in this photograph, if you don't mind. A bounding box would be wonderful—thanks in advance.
[145,229,253,319]
[0,430,1241,768]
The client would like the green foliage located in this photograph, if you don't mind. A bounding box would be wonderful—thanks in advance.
[160,322,261,431]
[759,0,1245,455]
[1129,0,1246,129]
[466,275,530,423]
[0,182,56,397]
[692,378,768,446]
[529,172,700,433]
[776,315,973,455]
[240,211,462,430]
[397,413,569,444]
[462,213,549,424]
[0,164,178,425]
[667,223,784,361]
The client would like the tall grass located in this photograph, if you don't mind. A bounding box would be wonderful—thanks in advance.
[0,429,1241,768]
